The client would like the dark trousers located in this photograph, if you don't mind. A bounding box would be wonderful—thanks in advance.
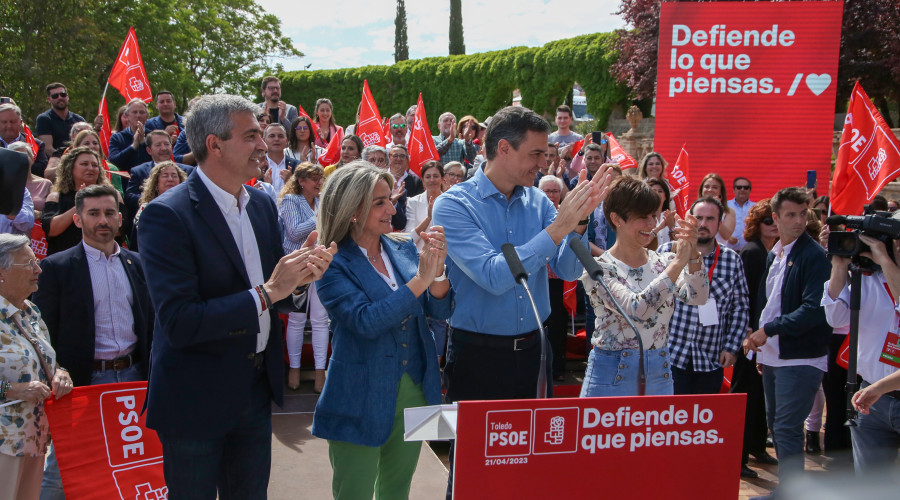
[157,368,273,500]
[547,279,569,378]
[672,365,724,395]
[823,333,853,453]
[731,350,768,465]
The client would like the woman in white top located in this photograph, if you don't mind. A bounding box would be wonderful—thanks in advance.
[581,177,709,397]
[647,177,675,249]
[286,116,321,164]
[404,161,444,252]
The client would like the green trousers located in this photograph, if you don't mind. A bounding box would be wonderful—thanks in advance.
[328,373,428,500]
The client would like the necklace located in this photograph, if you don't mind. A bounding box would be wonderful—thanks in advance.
[367,254,377,262]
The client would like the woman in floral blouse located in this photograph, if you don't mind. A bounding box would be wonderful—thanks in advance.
[580,177,709,397]
[0,234,73,499]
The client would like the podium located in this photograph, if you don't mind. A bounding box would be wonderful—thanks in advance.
[406,394,746,499]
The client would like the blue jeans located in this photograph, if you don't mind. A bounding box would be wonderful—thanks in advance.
[157,369,272,500]
[851,382,900,473]
[580,347,674,397]
[40,363,144,500]
[761,364,824,483]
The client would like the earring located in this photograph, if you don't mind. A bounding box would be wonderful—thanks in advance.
[351,218,357,223]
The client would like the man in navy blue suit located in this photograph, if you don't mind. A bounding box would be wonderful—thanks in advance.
[138,94,337,499]
[125,129,194,215]
[108,98,151,177]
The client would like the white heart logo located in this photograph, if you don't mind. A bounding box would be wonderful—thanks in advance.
[805,74,832,96]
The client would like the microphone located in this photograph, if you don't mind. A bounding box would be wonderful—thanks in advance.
[568,239,646,396]
[500,243,548,399]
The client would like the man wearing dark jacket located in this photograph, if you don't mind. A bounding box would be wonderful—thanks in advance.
[744,187,831,500]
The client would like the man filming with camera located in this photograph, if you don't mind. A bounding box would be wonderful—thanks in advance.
[822,212,900,474]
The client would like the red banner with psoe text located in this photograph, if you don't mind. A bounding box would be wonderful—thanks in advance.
[606,133,638,170]
[107,27,153,103]
[408,93,440,176]
[44,383,167,500]
[669,145,691,218]
[355,79,387,148]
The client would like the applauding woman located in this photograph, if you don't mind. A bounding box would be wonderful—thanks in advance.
[405,160,444,251]
[581,177,708,397]
[313,162,453,500]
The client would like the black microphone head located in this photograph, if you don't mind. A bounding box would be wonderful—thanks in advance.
[825,215,848,226]
[568,238,604,279]
[501,243,528,282]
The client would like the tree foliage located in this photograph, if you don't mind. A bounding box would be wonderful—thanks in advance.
[0,0,300,123]
[611,0,900,122]
[268,33,628,129]
[449,0,466,55]
[395,0,410,62]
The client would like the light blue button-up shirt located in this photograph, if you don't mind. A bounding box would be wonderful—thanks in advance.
[432,166,589,335]
[0,188,34,235]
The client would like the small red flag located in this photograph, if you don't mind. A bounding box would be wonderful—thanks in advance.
[831,82,900,215]
[356,80,386,148]
[296,103,318,140]
[98,95,112,158]
[408,93,440,176]
[562,280,578,317]
[606,133,638,170]
[668,145,690,218]
[107,27,152,103]
[570,139,585,157]
[319,127,344,167]
[21,122,39,158]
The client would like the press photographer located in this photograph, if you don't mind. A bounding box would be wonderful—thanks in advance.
[822,210,900,474]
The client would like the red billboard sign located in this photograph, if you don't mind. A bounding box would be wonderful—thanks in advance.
[454,394,746,499]
[654,1,844,199]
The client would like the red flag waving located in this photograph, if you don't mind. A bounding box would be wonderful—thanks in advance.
[297,103,319,140]
[320,127,345,167]
[21,123,39,158]
[606,133,638,170]
[562,280,578,317]
[570,139,585,157]
[668,145,691,218]
[97,95,112,158]
[408,93,440,176]
[356,80,386,148]
[831,82,900,215]
[107,27,152,103]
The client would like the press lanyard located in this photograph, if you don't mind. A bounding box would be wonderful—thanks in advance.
[707,244,721,284]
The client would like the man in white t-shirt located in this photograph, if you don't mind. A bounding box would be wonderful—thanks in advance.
[728,177,754,252]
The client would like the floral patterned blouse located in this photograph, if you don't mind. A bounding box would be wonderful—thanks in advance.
[581,250,709,351]
[0,296,57,457]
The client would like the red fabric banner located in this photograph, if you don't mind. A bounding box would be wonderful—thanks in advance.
[830,82,900,215]
[98,94,112,158]
[31,221,47,260]
[654,1,843,199]
[107,27,153,103]
[355,79,387,148]
[570,139,585,157]
[562,280,578,317]
[22,123,39,158]
[606,133,638,170]
[296,103,318,140]
[669,145,691,218]
[44,382,167,500]
[408,93,440,176]
[320,127,344,167]
[836,335,850,369]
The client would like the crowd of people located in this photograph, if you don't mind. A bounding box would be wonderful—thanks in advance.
[1,78,898,500]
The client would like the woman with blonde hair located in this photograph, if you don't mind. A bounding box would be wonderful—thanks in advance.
[131,162,188,251]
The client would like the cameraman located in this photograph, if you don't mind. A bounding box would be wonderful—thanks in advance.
[822,231,900,472]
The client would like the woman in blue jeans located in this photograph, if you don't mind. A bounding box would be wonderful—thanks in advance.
[580,177,708,397]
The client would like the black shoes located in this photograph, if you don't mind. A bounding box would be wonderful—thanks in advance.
[741,464,759,478]
[752,451,779,465]
[805,430,821,454]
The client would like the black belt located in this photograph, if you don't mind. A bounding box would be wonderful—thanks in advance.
[450,328,540,351]
[93,354,133,371]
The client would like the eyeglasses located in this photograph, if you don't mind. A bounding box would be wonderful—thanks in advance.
[761,217,774,225]
[50,92,68,99]
[445,172,463,179]
[391,124,407,130]
[734,185,751,190]
[295,125,309,131]
[11,258,40,270]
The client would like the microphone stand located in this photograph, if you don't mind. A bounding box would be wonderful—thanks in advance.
[844,263,862,426]
[501,243,548,398]
[569,239,646,396]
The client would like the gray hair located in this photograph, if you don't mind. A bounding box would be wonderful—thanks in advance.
[538,175,564,192]
[0,103,22,118]
[7,141,33,163]
[0,234,30,269]
[69,122,92,141]
[317,161,396,247]
[185,95,259,163]
[439,111,456,123]
[361,145,387,162]
[405,105,417,117]
[126,98,148,112]
[389,113,404,122]
[443,161,464,174]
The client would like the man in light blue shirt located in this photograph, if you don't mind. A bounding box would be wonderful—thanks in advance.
[728,176,754,252]
[0,188,34,235]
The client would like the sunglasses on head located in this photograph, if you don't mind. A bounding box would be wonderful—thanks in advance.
[734,185,751,190]
[50,92,68,99]
[391,124,407,129]
[762,217,774,225]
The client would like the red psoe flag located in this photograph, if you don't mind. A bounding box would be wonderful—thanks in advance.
[97,95,112,158]
[356,80,387,148]
[21,122,39,158]
[562,280,578,317]
[668,145,691,218]
[408,93,439,176]
[831,82,900,215]
[570,139,585,157]
[107,27,153,103]
[606,133,638,170]
[320,127,344,167]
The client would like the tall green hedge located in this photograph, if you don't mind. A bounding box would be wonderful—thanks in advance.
[265,32,628,129]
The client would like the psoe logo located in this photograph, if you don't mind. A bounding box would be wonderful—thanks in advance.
[868,148,887,181]
[485,409,532,457]
[532,407,579,455]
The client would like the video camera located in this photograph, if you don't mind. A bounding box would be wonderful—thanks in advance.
[827,208,900,268]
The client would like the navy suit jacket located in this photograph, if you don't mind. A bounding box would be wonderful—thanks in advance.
[138,172,295,437]
[125,161,195,215]
[173,130,191,164]
[32,244,153,387]
[108,127,151,174]
[312,236,452,446]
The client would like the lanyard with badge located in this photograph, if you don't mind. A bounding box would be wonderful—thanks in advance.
[697,244,721,326]
[879,280,900,369]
